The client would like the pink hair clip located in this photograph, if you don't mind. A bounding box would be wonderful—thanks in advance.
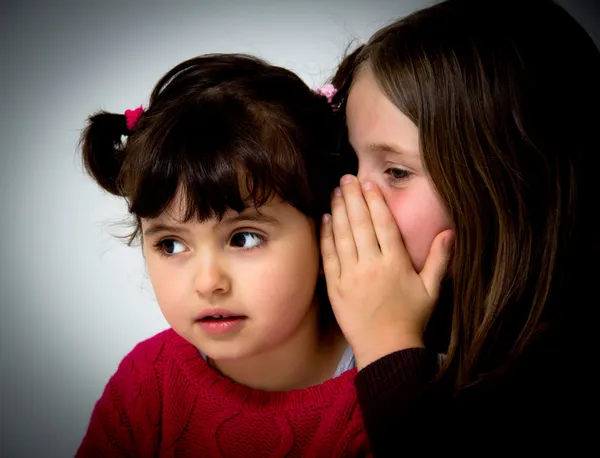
[315,84,341,112]
[315,83,337,104]
[124,105,144,130]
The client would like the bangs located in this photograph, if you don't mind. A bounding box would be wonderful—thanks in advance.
[122,95,312,223]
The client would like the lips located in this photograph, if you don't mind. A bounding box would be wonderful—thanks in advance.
[196,309,246,322]
[196,309,247,335]
[199,314,244,321]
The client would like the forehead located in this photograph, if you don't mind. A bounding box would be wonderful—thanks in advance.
[145,194,281,224]
[346,68,420,157]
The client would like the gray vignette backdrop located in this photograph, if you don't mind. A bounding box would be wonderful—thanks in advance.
[2,0,598,456]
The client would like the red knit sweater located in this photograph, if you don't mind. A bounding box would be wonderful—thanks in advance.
[76,329,370,457]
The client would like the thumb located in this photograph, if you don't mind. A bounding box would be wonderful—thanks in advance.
[419,229,454,299]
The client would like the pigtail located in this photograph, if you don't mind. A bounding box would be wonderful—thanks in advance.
[80,111,130,196]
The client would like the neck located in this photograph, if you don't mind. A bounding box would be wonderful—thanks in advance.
[210,304,347,392]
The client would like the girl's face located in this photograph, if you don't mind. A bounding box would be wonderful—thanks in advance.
[141,194,321,362]
[346,68,452,271]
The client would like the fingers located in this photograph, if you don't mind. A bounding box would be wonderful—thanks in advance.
[339,175,380,257]
[419,229,454,299]
[331,186,358,265]
[320,214,340,280]
[360,181,406,257]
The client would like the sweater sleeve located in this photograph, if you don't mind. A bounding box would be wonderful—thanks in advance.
[75,345,162,457]
[354,348,440,455]
[353,330,582,455]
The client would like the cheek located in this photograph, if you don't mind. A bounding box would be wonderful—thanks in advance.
[241,236,320,316]
[145,257,165,297]
[383,183,451,271]
[145,259,186,311]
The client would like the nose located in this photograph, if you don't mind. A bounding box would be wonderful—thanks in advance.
[193,253,231,299]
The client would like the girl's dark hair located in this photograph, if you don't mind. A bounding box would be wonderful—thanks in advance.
[332,0,600,389]
[81,53,342,242]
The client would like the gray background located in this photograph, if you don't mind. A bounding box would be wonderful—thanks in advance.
[1,1,598,456]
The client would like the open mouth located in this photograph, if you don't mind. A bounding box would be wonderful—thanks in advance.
[199,315,246,321]
[196,314,247,334]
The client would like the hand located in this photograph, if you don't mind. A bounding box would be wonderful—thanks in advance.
[320,175,454,369]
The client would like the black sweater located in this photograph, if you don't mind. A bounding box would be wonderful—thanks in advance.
[354,325,592,455]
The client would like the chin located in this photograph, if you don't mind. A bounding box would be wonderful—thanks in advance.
[201,344,260,362]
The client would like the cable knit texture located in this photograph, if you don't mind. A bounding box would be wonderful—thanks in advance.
[76,329,370,457]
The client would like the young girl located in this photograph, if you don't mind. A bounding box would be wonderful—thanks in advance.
[321,0,598,453]
[76,53,369,457]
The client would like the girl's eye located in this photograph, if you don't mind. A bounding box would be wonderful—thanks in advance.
[230,232,265,250]
[385,167,411,182]
[154,239,186,257]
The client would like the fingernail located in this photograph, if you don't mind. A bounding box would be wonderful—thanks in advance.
[362,181,374,190]
[333,187,342,197]
[322,214,331,224]
[341,175,353,185]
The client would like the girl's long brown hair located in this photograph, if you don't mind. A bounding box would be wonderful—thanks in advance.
[333,0,600,389]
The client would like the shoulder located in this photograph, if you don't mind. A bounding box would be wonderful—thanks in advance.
[126,328,177,361]
[110,328,179,386]
[75,331,179,456]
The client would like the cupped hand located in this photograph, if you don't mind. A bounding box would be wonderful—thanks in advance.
[320,175,454,369]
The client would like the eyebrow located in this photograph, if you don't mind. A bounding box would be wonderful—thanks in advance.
[143,223,191,237]
[143,213,279,237]
[220,213,280,226]
[367,142,417,157]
